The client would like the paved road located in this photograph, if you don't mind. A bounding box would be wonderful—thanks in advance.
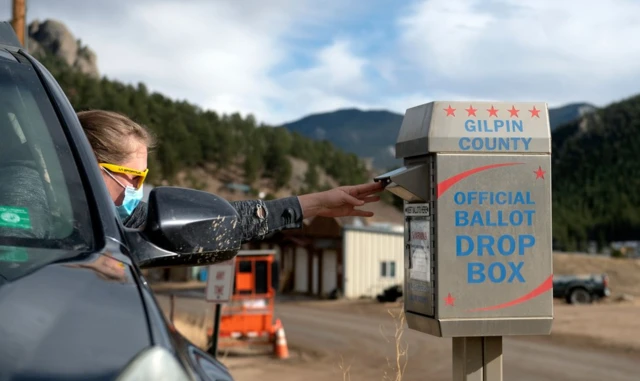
[156,293,640,381]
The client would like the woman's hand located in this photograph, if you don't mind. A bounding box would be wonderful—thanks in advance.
[297,181,385,219]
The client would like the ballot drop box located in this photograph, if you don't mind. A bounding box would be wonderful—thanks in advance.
[375,101,553,339]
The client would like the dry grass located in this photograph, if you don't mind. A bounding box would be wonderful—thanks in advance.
[338,356,352,381]
[380,307,409,381]
[338,304,408,381]
[549,300,640,353]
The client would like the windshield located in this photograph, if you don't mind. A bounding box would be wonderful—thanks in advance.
[0,51,94,281]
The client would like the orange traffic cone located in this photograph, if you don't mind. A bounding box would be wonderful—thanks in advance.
[274,327,289,359]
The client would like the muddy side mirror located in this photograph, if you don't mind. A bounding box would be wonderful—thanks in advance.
[126,186,242,268]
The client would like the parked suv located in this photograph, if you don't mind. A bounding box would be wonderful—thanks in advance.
[0,23,240,380]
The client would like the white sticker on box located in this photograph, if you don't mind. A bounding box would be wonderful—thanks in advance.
[409,218,431,282]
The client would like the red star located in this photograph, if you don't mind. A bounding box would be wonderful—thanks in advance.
[487,105,499,117]
[465,105,477,117]
[444,105,456,116]
[529,106,541,118]
[534,166,546,179]
[444,293,455,306]
[508,105,520,118]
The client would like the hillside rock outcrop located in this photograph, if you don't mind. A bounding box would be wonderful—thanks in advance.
[26,19,99,78]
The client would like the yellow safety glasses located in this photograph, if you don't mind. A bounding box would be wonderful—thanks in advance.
[99,163,149,190]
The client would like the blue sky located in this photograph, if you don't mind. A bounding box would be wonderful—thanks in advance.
[2,0,640,125]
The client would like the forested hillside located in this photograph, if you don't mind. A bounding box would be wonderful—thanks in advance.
[37,55,369,196]
[552,94,640,251]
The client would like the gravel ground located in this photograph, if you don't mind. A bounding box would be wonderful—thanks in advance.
[157,294,640,381]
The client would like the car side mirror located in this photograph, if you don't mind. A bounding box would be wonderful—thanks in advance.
[125,186,242,268]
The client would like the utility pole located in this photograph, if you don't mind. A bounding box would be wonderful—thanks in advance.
[11,0,26,46]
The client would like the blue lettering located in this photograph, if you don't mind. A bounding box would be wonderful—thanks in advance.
[519,235,535,255]
[514,192,524,204]
[454,210,536,227]
[464,119,525,133]
[508,262,525,282]
[454,186,537,285]
[456,235,473,256]
[498,235,515,256]
[464,119,475,132]
[478,235,495,256]
[459,137,471,150]
[455,234,536,256]
[478,192,490,204]
[525,191,534,204]
[451,191,535,205]
[468,262,485,283]
[509,210,523,225]
[470,211,484,226]
[512,120,524,132]
[488,262,506,283]
[465,261,526,284]
[485,138,496,150]
[455,210,468,226]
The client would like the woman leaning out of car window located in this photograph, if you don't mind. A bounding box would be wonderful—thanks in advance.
[76,110,384,242]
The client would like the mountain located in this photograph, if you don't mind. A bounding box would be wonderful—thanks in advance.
[26,19,99,78]
[281,103,596,170]
[551,94,640,250]
[549,103,597,130]
[281,109,403,171]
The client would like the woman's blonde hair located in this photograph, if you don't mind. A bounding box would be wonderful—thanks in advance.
[77,110,157,165]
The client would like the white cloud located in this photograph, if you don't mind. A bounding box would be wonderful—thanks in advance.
[83,0,304,123]
[10,0,363,124]
[396,0,640,107]
[273,39,374,123]
[4,0,640,126]
[300,39,369,95]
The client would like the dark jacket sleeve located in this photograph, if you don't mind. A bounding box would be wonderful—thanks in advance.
[123,196,304,243]
[230,196,304,243]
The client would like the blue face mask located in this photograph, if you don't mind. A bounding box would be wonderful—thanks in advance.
[116,184,144,220]
[103,167,144,220]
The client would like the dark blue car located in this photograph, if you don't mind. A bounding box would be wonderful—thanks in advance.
[0,22,241,381]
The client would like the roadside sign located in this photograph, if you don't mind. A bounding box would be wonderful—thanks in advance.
[205,257,236,303]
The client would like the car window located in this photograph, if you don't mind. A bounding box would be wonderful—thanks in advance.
[0,51,94,260]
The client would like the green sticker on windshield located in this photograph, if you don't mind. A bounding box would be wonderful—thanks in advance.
[0,247,29,262]
[0,206,31,230]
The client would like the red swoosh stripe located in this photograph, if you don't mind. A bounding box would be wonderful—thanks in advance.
[436,163,524,199]
[467,275,553,312]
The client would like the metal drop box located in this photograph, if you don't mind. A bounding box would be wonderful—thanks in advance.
[375,101,553,338]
